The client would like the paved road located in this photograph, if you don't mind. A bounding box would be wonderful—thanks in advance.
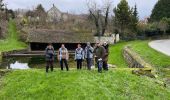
[149,40,170,56]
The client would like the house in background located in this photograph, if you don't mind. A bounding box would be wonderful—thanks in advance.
[47,4,86,23]
[47,4,69,22]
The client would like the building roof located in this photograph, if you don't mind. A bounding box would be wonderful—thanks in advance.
[47,4,61,14]
[27,29,95,43]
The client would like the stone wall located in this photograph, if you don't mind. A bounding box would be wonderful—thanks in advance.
[123,46,152,69]
[123,46,157,78]
[94,34,119,44]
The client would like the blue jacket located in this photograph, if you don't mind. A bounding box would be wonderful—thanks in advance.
[75,48,84,60]
[84,46,94,59]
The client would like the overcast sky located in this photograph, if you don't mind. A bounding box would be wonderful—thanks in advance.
[4,0,158,19]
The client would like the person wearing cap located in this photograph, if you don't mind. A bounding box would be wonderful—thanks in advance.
[102,42,109,70]
[58,44,69,71]
[94,42,106,73]
[75,44,84,70]
[84,42,94,70]
[45,43,55,73]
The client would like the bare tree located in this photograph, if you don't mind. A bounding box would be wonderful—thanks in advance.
[87,0,112,36]
[0,26,2,38]
[87,1,101,36]
[0,0,4,19]
[101,1,111,36]
[0,0,4,11]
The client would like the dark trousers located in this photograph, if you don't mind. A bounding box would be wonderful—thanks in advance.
[103,61,108,71]
[60,59,69,71]
[46,61,54,72]
[97,60,103,73]
[86,58,92,70]
[77,59,83,69]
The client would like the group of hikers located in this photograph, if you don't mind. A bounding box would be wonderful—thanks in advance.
[45,42,109,73]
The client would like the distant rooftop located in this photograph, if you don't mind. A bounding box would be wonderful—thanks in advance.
[47,4,61,13]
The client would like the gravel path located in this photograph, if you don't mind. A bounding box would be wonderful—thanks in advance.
[149,40,170,56]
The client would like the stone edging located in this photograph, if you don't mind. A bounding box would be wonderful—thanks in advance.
[123,46,158,78]
[123,46,152,69]
[1,49,28,57]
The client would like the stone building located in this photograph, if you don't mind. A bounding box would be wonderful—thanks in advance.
[47,4,68,22]
[27,29,95,51]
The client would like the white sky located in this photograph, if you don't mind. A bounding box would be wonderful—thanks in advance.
[4,0,158,19]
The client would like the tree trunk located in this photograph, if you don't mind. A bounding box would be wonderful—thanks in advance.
[95,20,100,36]
[101,7,109,36]
[0,26,2,38]
[102,28,105,36]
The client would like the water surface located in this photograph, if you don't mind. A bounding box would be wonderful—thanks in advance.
[0,56,79,69]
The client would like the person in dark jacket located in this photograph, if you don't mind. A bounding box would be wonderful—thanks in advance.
[75,44,84,70]
[94,42,106,73]
[102,42,109,70]
[84,42,94,70]
[45,43,55,73]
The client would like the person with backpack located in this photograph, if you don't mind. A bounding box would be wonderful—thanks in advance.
[45,43,55,73]
[58,44,69,71]
[84,42,94,70]
[94,42,106,73]
[75,44,84,70]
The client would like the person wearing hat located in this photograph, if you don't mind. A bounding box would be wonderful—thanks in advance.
[102,42,109,70]
[84,42,94,70]
[45,43,55,73]
[94,42,106,73]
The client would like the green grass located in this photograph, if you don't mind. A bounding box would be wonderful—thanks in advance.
[0,20,26,52]
[129,41,170,68]
[108,40,170,69]
[108,42,129,68]
[0,69,170,100]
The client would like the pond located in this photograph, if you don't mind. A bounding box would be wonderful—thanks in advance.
[0,56,84,70]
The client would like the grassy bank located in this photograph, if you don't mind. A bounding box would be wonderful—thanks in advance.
[0,69,170,100]
[108,42,128,68]
[109,40,170,69]
[0,20,26,52]
[129,41,170,68]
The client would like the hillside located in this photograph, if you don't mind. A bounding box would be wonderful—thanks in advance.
[0,20,26,52]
